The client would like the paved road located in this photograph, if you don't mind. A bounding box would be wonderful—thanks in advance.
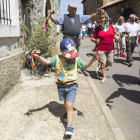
[79,37,140,140]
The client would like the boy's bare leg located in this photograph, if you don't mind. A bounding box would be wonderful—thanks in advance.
[64,100,73,125]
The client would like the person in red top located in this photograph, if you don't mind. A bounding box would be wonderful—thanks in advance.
[91,13,120,83]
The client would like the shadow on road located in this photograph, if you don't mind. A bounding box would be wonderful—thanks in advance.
[86,53,93,57]
[79,69,111,80]
[24,101,84,139]
[113,58,128,66]
[133,56,140,61]
[113,74,139,87]
[106,88,140,109]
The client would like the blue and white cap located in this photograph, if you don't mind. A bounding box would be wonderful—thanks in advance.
[60,38,78,59]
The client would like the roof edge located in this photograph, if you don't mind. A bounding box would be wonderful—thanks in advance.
[97,0,127,10]
[81,0,87,4]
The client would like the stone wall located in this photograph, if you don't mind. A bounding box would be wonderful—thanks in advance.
[83,0,103,14]
[105,0,140,23]
[0,51,24,100]
[82,0,140,23]
[0,0,61,101]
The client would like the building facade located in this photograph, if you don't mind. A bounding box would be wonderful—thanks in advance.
[0,0,60,100]
[82,0,140,23]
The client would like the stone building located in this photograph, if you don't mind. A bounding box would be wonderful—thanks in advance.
[0,0,61,100]
[82,0,140,23]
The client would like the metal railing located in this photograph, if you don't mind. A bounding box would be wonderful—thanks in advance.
[0,0,11,25]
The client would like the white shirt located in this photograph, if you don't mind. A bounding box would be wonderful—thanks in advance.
[114,23,125,33]
[92,24,95,29]
[87,22,92,28]
[82,25,86,31]
[124,22,139,37]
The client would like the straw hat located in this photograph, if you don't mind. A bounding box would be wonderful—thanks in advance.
[97,14,111,23]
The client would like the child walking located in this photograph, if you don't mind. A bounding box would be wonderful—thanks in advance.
[32,38,98,136]
[81,24,87,39]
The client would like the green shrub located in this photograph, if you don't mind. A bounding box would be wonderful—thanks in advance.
[21,18,57,57]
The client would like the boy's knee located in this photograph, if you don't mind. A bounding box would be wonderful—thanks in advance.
[65,103,73,110]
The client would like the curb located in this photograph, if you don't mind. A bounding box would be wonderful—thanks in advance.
[86,75,126,140]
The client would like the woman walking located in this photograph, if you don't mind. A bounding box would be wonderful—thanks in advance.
[114,16,127,57]
[91,13,120,83]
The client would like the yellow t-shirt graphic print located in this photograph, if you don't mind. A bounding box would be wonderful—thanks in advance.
[49,55,86,85]
[55,55,78,84]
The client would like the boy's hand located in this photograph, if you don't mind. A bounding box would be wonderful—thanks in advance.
[92,52,99,61]
[93,54,99,62]
[31,50,39,59]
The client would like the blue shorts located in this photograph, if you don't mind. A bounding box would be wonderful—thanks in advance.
[82,31,86,34]
[57,84,77,102]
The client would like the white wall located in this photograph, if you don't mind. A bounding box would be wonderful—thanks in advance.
[0,0,20,37]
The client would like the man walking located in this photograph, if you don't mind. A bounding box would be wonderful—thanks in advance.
[124,14,139,66]
[87,20,93,37]
[48,3,104,51]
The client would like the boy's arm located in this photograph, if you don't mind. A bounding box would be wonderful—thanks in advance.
[84,57,97,69]
[32,51,51,65]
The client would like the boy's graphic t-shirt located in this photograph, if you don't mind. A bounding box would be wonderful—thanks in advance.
[49,55,86,84]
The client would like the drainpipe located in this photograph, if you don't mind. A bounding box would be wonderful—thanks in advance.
[23,15,25,51]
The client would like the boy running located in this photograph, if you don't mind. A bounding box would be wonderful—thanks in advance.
[32,38,98,135]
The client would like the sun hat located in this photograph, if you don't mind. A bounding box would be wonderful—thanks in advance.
[60,38,78,59]
[97,13,111,23]
[68,3,78,8]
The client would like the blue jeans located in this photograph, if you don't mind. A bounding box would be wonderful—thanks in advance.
[57,84,77,102]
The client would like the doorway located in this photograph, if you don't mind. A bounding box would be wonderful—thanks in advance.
[122,7,134,21]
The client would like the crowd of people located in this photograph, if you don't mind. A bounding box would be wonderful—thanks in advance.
[92,14,140,82]
[80,20,97,39]
[30,3,140,137]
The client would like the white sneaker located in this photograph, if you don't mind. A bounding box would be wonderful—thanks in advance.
[65,126,74,136]
[100,78,106,83]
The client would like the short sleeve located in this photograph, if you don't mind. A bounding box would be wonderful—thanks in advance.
[55,15,64,25]
[77,57,86,69]
[49,56,57,67]
[92,27,98,39]
[79,15,90,24]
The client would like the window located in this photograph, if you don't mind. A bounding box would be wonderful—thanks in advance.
[97,0,99,5]
[0,0,11,25]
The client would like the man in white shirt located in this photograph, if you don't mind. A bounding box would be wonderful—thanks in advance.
[124,14,139,66]
[87,20,93,37]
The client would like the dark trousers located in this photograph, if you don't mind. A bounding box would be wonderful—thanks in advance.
[88,28,92,37]
[126,36,137,62]
[73,38,81,52]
